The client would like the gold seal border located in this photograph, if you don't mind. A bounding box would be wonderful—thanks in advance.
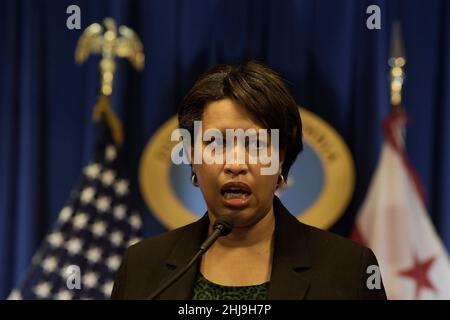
[297,108,355,229]
[139,108,355,230]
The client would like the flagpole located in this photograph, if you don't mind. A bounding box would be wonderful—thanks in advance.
[388,21,406,114]
[9,17,145,300]
[75,17,145,146]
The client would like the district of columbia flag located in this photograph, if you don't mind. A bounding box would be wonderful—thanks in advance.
[351,112,450,299]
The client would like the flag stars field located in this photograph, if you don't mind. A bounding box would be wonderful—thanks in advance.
[33,282,51,299]
[114,179,129,196]
[110,230,124,246]
[106,255,121,271]
[86,247,102,264]
[101,170,116,186]
[47,232,64,248]
[66,238,83,255]
[91,220,107,237]
[60,264,70,278]
[80,187,96,204]
[129,215,142,230]
[113,204,126,220]
[102,281,114,296]
[84,163,101,179]
[72,212,89,230]
[58,207,73,223]
[55,290,73,300]
[9,135,143,299]
[42,256,59,273]
[105,145,117,162]
[83,272,99,289]
[96,195,111,212]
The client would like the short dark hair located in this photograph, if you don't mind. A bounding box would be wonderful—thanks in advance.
[178,61,303,178]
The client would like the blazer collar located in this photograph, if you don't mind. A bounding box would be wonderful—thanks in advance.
[158,196,312,299]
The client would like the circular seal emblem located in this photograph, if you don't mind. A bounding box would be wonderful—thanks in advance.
[139,108,355,230]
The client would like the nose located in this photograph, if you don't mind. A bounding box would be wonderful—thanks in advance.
[223,144,249,176]
[224,161,248,176]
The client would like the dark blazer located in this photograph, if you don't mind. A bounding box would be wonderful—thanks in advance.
[111,196,387,299]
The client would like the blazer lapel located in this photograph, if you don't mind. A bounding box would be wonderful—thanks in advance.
[267,197,312,299]
[152,196,312,300]
[157,214,210,299]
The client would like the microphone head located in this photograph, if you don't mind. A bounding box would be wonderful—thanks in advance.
[213,215,234,236]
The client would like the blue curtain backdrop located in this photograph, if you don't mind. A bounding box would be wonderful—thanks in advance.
[0,0,449,298]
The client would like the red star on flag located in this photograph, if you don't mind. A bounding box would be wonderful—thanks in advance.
[398,253,437,299]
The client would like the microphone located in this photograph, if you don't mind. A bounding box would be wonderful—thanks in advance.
[146,215,234,300]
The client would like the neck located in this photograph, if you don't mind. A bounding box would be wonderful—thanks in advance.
[201,206,275,285]
[208,206,275,248]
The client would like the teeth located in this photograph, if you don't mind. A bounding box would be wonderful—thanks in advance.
[224,192,248,199]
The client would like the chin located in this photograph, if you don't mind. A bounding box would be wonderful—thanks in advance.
[226,207,267,228]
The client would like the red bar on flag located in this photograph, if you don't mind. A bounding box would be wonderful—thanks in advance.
[351,112,450,300]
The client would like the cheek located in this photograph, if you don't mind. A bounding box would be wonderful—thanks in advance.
[250,167,278,197]
[195,164,222,189]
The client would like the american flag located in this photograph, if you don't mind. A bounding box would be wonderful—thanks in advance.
[8,127,142,300]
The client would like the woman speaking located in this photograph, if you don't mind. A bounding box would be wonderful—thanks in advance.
[111,62,387,300]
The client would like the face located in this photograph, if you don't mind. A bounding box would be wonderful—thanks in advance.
[192,99,283,228]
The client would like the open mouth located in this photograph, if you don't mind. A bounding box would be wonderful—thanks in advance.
[220,182,252,208]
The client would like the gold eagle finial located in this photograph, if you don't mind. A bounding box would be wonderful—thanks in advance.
[75,18,145,146]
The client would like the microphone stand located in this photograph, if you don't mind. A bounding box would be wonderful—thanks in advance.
[146,223,229,300]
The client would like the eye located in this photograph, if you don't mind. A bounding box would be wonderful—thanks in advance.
[248,139,267,150]
[209,136,224,147]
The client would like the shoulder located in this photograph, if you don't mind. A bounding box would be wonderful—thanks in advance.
[111,219,203,299]
[273,199,386,298]
[275,197,372,263]
[297,221,385,299]
[298,219,381,271]
[301,222,368,257]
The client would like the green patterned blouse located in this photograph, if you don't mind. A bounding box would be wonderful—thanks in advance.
[192,273,270,300]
